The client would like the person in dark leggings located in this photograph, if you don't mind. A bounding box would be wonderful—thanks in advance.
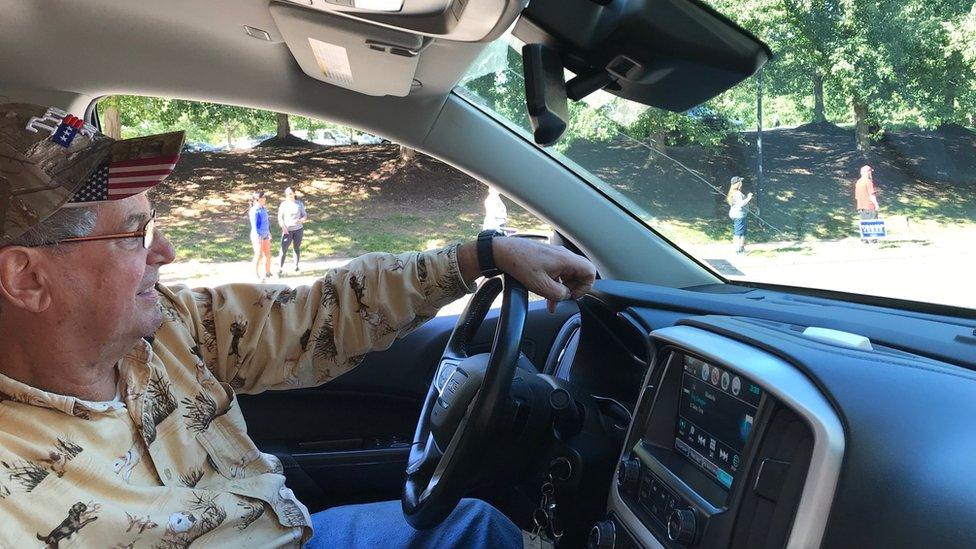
[277,187,308,275]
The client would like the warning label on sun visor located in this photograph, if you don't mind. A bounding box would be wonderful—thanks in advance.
[308,38,353,86]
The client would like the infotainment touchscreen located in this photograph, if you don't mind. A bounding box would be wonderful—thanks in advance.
[673,354,762,489]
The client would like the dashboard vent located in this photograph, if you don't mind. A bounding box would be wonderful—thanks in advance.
[731,406,813,549]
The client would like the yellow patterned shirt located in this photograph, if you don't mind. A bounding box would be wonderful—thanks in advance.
[0,246,471,548]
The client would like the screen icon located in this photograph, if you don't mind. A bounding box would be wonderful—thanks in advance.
[720,371,730,391]
[731,376,741,396]
[709,438,716,451]
[710,367,720,385]
[700,364,709,381]
[719,448,729,462]
[697,434,707,447]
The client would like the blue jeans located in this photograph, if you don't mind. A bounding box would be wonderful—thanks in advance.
[305,498,523,548]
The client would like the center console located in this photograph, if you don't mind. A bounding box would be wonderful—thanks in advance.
[592,324,844,548]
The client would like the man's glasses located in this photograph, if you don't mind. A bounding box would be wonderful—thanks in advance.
[42,209,156,249]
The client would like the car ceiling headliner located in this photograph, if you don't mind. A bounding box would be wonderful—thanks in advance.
[0,0,495,145]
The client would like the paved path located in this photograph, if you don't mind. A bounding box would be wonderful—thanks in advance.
[690,225,975,310]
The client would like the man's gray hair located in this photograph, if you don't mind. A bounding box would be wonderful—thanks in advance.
[6,206,98,249]
[0,206,97,315]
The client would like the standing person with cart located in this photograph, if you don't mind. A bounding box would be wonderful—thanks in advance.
[854,165,881,243]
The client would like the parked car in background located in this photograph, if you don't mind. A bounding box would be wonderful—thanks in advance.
[353,132,385,145]
[313,129,352,146]
[182,141,220,152]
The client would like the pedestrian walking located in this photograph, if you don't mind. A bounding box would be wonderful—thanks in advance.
[482,186,508,232]
[249,191,272,282]
[277,187,308,276]
[727,176,753,254]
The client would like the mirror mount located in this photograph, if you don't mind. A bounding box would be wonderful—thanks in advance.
[522,43,570,147]
[566,69,617,102]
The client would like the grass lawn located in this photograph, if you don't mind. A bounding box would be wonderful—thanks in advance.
[156,145,549,262]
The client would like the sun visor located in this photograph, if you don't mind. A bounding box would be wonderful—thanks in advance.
[273,0,528,43]
[271,1,427,96]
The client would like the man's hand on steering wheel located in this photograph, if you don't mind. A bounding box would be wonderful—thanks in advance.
[457,237,597,312]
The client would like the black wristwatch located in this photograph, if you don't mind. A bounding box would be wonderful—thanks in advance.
[477,229,505,277]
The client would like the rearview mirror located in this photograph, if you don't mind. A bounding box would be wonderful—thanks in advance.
[515,0,771,112]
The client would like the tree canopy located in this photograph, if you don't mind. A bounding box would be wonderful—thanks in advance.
[102,0,976,159]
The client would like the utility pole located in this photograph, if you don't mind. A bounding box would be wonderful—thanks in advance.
[756,68,764,213]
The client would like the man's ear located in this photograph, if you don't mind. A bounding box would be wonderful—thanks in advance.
[0,247,53,313]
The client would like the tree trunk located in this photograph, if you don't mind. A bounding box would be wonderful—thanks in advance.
[853,100,870,158]
[276,113,290,139]
[399,144,417,163]
[226,125,236,149]
[943,86,956,124]
[812,72,826,123]
[644,130,667,166]
[102,105,122,139]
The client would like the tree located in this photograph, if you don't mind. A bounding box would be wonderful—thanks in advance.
[276,112,291,139]
[154,100,274,148]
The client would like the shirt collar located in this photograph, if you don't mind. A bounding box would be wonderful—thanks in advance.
[0,338,153,418]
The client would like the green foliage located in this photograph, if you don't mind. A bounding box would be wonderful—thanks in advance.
[101,96,276,145]
[107,1,976,155]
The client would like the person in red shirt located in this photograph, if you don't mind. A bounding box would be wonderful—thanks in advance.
[854,165,881,242]
[854,165,879,218]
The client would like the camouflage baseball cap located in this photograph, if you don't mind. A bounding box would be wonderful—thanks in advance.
[0,103,185,245]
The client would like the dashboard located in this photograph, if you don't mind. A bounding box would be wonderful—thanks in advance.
[570,281,976,549]
[598,326,841,549]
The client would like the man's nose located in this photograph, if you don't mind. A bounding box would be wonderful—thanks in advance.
[148,229,176,266]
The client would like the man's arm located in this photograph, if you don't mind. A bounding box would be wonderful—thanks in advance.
[162,238,595,394]
[162,245,475,394]
[869,181,880,210]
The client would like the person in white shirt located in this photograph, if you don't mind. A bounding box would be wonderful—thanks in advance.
[277,187,308,276]
[726,176,753,254]
[482,187,508,232]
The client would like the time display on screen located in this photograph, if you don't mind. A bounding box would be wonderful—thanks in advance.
[674,355,762,489]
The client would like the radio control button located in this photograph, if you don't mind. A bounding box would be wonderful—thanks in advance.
[667,508,698,545]
[588,520,616,549]
[617,458,640,492]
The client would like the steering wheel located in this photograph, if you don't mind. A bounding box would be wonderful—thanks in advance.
[402,274,528,529]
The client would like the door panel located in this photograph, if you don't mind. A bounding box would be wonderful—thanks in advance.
[237,299,579,511]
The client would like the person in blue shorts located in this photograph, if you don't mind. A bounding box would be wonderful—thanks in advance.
[249,191,273,281]
[726,176,753,254]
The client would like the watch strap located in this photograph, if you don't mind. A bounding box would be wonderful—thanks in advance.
[477,229,504,277]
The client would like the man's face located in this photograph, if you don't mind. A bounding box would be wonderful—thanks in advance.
[52,194,175,344]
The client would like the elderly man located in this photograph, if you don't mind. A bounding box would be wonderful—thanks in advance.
[0,103,595,547]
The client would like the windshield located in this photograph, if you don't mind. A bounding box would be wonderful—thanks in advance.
[456,5,976,311]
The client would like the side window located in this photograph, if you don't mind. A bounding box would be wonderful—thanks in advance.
[97,96,549,288]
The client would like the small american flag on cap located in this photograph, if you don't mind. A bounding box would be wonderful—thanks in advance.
[70,131,184,204]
